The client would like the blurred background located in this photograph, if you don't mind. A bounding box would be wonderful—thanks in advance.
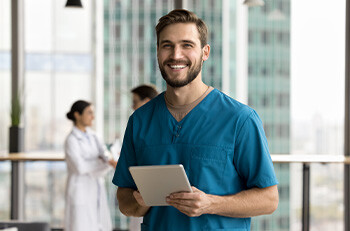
[0,0,347,230]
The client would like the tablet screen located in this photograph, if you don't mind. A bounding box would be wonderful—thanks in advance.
[129,164,192,206]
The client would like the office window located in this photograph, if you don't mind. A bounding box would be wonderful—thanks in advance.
[261,66,269,77]
[261,220,270,230]
[261,95,269,107]
[24,162,66,226]
[21,0,95,227]
[261,31,269,45]
[0,0,11,220]
[248,30,254,44]
[278,217,289,229]
[0,162,10,220]
[277,93,289,107]
[283,32,290,45]
[138,24,144,39]
[278,32,284,44]
[290,1,345,230]
[115,0,121,8]
[264,124,271,138]
[115,24,121,39]
[0,0,10,153]
[248,64,254,76]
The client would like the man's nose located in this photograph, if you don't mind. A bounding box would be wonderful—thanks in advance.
[170,46,183,59]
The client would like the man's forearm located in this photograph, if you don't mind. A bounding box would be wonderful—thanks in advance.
[207,185,279,218]
[117,187,150,217]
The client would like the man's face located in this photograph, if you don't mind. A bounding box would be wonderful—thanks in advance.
[157,23,210,88]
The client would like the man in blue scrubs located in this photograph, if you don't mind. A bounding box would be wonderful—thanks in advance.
[113,9,279,231]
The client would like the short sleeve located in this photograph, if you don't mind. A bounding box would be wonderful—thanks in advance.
[112,115,137,189]
[234,110,278,189]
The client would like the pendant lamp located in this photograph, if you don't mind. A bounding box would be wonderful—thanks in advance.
[268,9,286,21]
[243,0,265,7]
[65,0,83,8]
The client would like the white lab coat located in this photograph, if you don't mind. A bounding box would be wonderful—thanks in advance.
[64,126,113,231]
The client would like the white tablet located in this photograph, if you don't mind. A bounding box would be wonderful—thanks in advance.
[129,164,192,206]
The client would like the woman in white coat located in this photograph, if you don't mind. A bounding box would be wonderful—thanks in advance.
[64,100,117,231]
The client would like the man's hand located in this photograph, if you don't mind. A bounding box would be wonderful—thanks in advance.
[166,185,278,218]
[166,186,213,217]
[133,190,149,208]
[117,187,150,217]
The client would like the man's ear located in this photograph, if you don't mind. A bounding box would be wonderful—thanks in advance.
[202,44,210,61]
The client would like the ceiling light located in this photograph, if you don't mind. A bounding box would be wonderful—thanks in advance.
[65,0,83,8]
[268,9,286,21]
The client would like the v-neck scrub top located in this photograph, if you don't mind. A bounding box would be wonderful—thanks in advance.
[113,89,278,231]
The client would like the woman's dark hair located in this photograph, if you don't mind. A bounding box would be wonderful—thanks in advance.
[66,100,91,123]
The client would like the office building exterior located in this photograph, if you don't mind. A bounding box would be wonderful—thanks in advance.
[247,1,290,230]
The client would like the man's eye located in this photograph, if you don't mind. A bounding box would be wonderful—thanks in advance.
[162,44,171,48]
[184,44,193,48]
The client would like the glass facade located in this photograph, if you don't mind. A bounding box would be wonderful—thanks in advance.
[0,162,10,220]
[22,0,95,226]
[24,0,94,152]
[0,0,96,226]
[24,162,66,227]
[290,1,345,230]
[247,1,291,230]
[103,0,175,144]
[104,1,175,227]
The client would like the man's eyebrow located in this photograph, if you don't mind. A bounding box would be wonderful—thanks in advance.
[181,40,195,44]
[159,40,196,45]
[159,40,173,45]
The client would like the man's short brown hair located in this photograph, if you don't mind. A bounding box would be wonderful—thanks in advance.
[155,9,208,48]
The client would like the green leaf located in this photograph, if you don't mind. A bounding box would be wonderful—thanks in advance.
[11,94,22,126]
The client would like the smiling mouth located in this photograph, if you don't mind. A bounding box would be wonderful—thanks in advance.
[168,64,188,70]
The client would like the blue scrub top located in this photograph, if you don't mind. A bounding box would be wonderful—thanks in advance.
[113,89,278,231]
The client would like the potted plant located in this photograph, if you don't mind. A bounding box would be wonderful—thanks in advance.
[9,94,24,153]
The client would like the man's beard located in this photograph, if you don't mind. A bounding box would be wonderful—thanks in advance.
[158,56,203,88]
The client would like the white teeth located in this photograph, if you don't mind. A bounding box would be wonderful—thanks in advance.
[169,65,187,69]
